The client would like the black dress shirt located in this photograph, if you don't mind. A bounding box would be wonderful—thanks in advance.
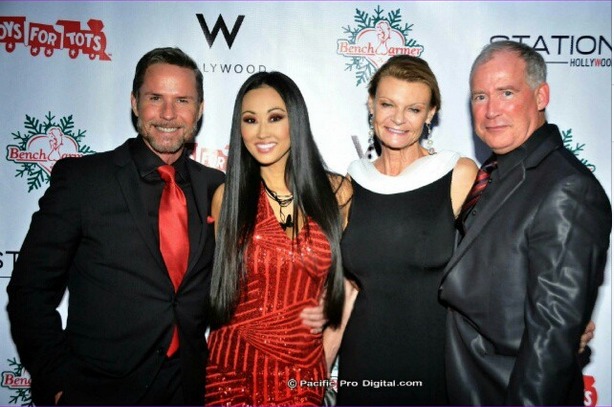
[464,122,552,232]
[129,136,201,260]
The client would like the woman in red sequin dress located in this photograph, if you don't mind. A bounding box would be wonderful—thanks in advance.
[205,72,351,406]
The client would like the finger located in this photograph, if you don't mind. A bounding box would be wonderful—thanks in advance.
[301,307,323,318]
[300,312,323,323]
[580,331,594,342]
[303,319,325,328]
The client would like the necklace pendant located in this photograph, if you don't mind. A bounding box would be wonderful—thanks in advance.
[280,214,293,230]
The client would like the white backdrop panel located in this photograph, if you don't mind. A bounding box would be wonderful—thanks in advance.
[0,2,610,405]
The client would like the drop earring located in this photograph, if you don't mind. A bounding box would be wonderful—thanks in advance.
[424,122,435,155]
[366,113,376,160]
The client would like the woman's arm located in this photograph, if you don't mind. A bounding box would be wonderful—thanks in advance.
[323,278,359,374]
[328,173,353,228]
[450,157,478,218]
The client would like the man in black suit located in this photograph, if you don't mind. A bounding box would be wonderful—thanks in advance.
[439,40,611,405]
[6,47,225,405]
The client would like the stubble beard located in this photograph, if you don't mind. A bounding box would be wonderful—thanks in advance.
[137,118,198,155]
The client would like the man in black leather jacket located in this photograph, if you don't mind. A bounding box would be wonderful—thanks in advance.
[440,40,611,406]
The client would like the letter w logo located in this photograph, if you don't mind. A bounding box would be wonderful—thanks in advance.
[196,14,245,49]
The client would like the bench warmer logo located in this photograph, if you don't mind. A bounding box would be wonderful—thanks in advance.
[6,112,96,192]
[1,358,32,405]
[337,6,424,86]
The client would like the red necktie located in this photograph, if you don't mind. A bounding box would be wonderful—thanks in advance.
[158,164,189,357]
[457,156,498,234]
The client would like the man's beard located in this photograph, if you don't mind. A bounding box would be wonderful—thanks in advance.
[137,118,198,154]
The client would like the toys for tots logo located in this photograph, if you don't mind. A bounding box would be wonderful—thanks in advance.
[583,375,598,406]
[0,16,111,60]
[336,6,424,85]
[6,112,95,192]
[191,143,229,172]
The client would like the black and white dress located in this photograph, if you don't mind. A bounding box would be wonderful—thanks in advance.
[337,151,459,406]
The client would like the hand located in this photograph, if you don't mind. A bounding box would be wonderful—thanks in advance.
[55,391,63,405]
[301,300,327,334]
[578,320,595,354]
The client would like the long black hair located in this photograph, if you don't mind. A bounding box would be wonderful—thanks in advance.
[210,71,344,328]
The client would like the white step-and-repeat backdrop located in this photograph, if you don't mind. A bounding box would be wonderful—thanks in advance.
[0,2,610,405]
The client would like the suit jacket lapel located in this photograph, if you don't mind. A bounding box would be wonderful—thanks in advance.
[185,161,212,275]
[113,143,166,271]
[441,125,564,284]
[441,163,526,283]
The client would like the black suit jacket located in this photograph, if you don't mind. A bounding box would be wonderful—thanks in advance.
[7,138,224,405]
[439,124,611,405]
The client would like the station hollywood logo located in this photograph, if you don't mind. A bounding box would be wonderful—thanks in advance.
[336,6,424,86]
[6,112,96,192]
[1,357,32,406]
[0,16,111,60]
[489,34,611,68]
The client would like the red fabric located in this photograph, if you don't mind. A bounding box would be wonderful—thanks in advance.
[205,187,330,406]
[158,164,189,357]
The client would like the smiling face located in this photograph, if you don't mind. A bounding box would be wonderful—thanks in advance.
[131,62,203,164]
[368,76,435,153]
[240,86,291,171]
[470,51,549,155]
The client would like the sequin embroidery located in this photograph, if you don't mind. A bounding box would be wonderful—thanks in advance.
[205,186,330,406]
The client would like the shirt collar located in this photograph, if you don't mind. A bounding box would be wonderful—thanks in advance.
[130,136,189,183]
[495,122,550,178]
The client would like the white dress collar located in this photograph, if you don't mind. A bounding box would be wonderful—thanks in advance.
[347,150,460,195]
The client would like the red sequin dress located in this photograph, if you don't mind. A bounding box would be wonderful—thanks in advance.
[205,186,330,406]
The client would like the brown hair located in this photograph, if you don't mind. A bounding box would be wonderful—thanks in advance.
[368,55,441,112]
[132,47,203,103]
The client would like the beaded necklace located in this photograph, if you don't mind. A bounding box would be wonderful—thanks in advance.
[261,179,294,230]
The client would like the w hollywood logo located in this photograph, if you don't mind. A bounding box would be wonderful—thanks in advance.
[196,14,245,49]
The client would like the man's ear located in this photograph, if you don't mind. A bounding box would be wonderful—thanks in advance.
[198,100,204,121]
[130,92,139,117]
[536,82,550,111]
